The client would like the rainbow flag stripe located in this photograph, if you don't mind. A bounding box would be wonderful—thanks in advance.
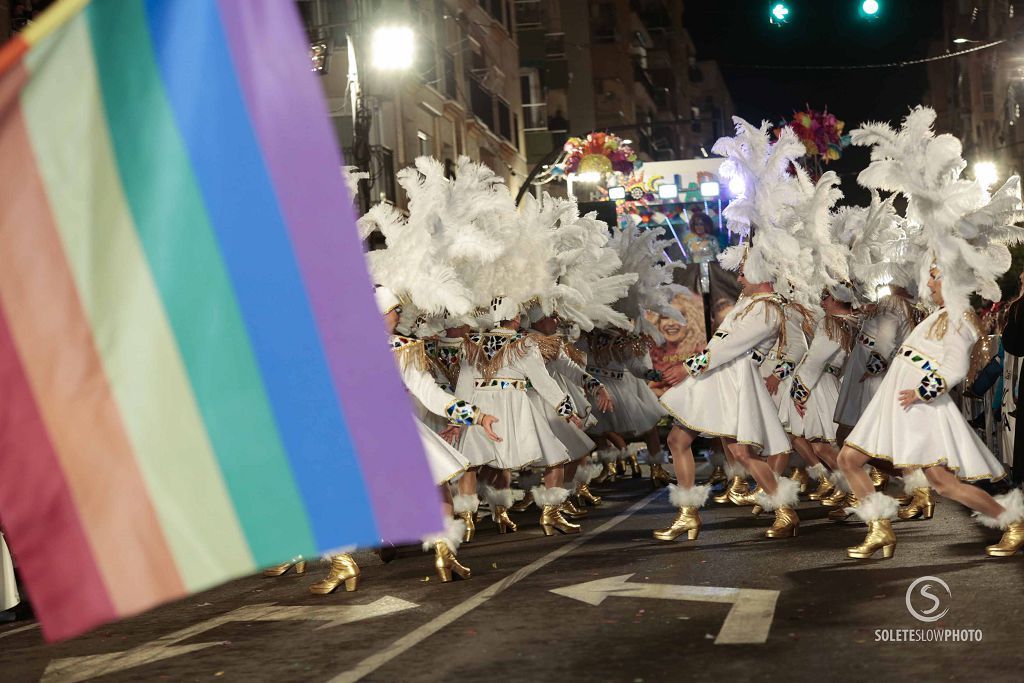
[0,0,440,641]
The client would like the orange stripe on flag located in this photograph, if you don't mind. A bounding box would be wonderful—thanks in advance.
[0,69,185,614]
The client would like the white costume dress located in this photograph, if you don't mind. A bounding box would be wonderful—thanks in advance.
[789,315,854,443]
[1,533,18,613]
[457,329,575,469]
[844,309,1006,481]
[392,334,478,483]
[772,303,812,434]
[834,295,917,428]
[660,293,792,456]
[540,341,599,459]
[582,331,664,435]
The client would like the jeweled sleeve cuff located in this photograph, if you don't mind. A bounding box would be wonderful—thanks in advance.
[555,395,577,418]
[916,372,947,402]
[773,360,795,380]
[445,398,479,426]
[865,351,888,375]
[790,375,811,406]
[683,349,710,376]
[583,375,603,396]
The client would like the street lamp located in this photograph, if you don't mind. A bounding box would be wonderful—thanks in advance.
[370,25,415,70]
[953,37,981,44]
[974,161,999,188]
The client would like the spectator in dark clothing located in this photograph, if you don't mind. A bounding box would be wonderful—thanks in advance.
[998,272,1024,484]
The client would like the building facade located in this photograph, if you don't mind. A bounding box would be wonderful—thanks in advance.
[924,0,1024,181]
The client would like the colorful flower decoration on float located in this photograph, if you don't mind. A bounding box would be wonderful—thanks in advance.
[563,132,639,177]
[776,106,850,163]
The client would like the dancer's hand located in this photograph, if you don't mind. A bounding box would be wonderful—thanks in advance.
[897,389,920,410]
[596,387,615,413]
[662,365,688,386]
[440,425,462,445]
[765,374,781,395]
[795,400,806,417]
[480,414,503,442]
[568,414,584,429]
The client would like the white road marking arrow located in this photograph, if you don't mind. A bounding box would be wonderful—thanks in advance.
[550,574,779,645]
[41,597,418,683]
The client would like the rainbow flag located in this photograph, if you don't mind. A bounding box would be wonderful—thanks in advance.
[0,0,441,641]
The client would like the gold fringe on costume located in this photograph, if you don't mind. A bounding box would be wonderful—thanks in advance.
[391,336,429,372]
[584,330,655,367]
[875,294,924,328]
[463,331,561,380]
[735,294,785,348]
[823,314,855,353]
[560,338,587,367]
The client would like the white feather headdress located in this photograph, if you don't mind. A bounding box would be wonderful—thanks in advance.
[608,224,686,341]
[830,190,909,301]
[852,106,1024,315]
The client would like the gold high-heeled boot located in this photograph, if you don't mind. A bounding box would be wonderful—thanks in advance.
[766,506,799,538]
[309,554,360,594]
[897,488,935,520]
[511,491,535,512]
[732,486,762,506]
[653,484,710,541]
[576,482,602,506]
[707,465,727,487]
[789,467,811,494]
[650,463,673,488]
[486,486,518,533]
[808,476,835,501]
[845,492,898,559]
[829,492,857,521]
[593,460,617,484]
[847,520,896,559]
[495,506,517,533]
[262,556,305,577]
[535,486,581,535]
[433,541,471,582]
[615,458,627,477]
[869,466,889,491]
[627,453,642,478]
[820,487,848,507]
[713,477,751,504]
[896,469,928,507]
[986,521,1024,556]
[453,494,480,543]
[560,497,589,518]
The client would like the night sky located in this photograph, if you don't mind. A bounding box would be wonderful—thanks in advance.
[684,0,946,202]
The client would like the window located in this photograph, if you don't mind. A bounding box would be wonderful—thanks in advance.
[418,131,432,158]
[497,99,512,141]
[514,0,542,28]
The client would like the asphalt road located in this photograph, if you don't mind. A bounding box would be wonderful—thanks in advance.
[2,474,1022,682]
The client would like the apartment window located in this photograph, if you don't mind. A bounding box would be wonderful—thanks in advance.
[514,0,542,27]
[497,98,512,141]
[983,91,995,113]
[521,71,547,131]
[545,32,566,58]
[417,131,432,157]
[469,73,495,130]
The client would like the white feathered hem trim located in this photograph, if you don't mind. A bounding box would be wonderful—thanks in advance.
[422,518,465,553]
[596,448,622,464]
[829,471,850,493]
[452,494,479,515]
[900,468,929,493]
[483,485,515,510]
[974,489,1024,530]
[846,492,898,524]
[723,462,748,479]
[755,476,800,511]
[574,462,603,485]
[532,485,571,507]
[667,483,711,509]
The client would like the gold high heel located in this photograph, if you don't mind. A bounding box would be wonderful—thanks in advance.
[457,511,476,542]
[560,498,589,519]
[829,492,857,521]
[628,454,642,478]
[650,463,673,488]
[494,506,518,534]
[847,519,896,559]
[309,554,360,594]
[731,486,762,507]
[820,488,848,507]
[511,491,535,512]
[897,488,934,520]
[869,466,889,491]
[986,521,1024,556]
[576,483,602,506]
[713,477,751,504]
[653,507,702,541]
[789,467,811,494]
[707,465,727,487]
[808,477,835,501]
[766,506,799,538]
[433,541,471,582]
[540,505,581,535]
[262,557,306,577]
[593,461,616,484]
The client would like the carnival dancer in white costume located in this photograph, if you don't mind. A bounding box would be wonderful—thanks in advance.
[837,107,1024,559]
[655,118,826,541]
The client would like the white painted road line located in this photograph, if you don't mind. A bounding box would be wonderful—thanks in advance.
[0,622,38,640]
[327,489,665,683]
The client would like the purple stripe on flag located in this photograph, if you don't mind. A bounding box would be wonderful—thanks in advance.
[213,0,441,540]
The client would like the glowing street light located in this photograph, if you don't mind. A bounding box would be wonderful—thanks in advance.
[371,26,415,70]
[974,161,999,188]
[770,2,791,25]
[861,0,880,18]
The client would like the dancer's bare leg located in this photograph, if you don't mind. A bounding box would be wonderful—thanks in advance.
[813,442,838,470]
[543,465,565,489]
[666,425,697,488]
[923,466,1004,518]
[726,441,778,494]
[458,467,478,496]
[836,446,875,499]
[766,453,789,477]
[792,436,821,468]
